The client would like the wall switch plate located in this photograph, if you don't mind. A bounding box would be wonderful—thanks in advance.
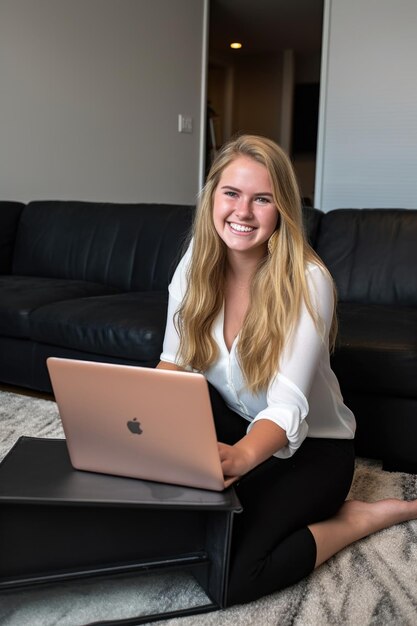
[178,114,193,133]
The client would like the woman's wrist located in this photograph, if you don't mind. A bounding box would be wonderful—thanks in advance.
[233,438,261,474]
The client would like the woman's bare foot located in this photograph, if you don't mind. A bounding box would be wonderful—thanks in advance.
[334,498,417,537]
[309,498,417,568]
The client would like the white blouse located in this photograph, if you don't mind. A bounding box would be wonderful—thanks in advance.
[160,244,356,459]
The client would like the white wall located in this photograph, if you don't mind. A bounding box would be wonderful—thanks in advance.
[0,0,207,204]
[315,0,417,210]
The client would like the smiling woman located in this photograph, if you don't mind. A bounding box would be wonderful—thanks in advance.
[157,134,417,607]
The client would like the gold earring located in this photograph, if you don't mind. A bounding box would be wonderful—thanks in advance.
[268,230,279,255]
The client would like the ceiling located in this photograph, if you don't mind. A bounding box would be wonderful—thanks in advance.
[209,0,324,57]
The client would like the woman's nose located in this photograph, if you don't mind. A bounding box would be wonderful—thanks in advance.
[235,198,253,219]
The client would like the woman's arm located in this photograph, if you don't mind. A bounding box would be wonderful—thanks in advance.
[218,419,288,478]
[157,359,286,477]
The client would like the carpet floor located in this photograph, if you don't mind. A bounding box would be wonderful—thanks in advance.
[0,390,416,625]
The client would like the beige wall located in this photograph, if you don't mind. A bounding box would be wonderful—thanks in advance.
[0,0,207,204]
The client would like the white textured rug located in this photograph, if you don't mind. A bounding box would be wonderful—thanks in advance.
[1,389,417,626]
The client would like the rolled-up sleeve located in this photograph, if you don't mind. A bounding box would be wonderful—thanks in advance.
[247,265,334,458]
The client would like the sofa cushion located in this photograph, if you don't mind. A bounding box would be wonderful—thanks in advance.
[316,209,417,305]
[29,291,169,362]
[12,201,193,292]
[0,276,119,338]
[0,202,25,274]
[331,303,417,397]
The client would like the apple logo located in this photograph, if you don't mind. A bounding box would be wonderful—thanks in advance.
[127,418,143,435]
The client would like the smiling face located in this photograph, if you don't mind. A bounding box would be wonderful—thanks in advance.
[212,155,279,260]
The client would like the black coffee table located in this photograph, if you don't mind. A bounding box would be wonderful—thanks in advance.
[0,437,242,624]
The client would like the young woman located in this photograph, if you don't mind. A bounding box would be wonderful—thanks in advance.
[158,135,417,606]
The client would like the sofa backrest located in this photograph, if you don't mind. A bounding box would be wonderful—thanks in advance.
[0,202,26,274]
[315,208,417,305]
[302,206,323,248]
[12,201,194,291]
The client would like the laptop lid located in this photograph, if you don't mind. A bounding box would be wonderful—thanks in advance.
[46,358,228,491]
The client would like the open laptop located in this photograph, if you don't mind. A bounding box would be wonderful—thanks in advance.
[47,357,235,491]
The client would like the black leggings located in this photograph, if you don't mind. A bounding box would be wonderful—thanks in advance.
[208,385,355,607]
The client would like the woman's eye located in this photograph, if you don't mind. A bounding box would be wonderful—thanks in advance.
[255,196,270,204]
[225,190,237,198]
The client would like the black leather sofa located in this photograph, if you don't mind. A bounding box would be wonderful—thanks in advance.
[0,200,193,391]
[1,200,416,473]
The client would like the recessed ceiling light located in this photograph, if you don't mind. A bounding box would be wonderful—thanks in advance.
[230,42,242,49]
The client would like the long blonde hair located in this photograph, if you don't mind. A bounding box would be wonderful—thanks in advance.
[176,134,337,393]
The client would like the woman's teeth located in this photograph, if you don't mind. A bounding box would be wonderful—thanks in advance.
[229,222,255,233]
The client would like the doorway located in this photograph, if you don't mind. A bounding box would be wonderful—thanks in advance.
[207,0,324,206]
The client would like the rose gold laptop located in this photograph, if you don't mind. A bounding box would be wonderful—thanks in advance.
[46,357,234,491]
